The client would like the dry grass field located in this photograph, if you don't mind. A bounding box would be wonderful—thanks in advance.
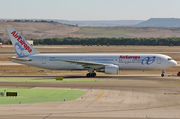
[0,65,178,76]
[74,27,180,38]
[1,21,180,41]
[0,21,79,40]
[1,64,165,76]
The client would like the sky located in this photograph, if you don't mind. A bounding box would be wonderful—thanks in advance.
[0,0,180,20]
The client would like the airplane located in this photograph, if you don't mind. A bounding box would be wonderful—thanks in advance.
[7,27,177,77]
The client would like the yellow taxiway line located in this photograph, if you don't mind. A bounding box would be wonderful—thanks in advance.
[176,80,180,85]
[93,91,105,101]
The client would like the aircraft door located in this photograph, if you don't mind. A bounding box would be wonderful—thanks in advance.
[157,57,161,64]
[80,58,83,61]
[42,57,46,64]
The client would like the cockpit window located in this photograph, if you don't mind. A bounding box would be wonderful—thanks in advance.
[167,58,173,60]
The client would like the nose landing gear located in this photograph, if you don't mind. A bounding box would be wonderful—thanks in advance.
[161,69,165,77]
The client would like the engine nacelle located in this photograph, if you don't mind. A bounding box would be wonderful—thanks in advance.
[96,65,119,74]
[105,65,119,74]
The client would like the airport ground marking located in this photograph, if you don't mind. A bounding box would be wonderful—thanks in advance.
[164,93,180,95]
[176,80,180,85]
[93,90,105,101]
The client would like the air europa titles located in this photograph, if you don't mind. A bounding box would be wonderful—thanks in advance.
[119,55,140,59]
[11,31,32,53]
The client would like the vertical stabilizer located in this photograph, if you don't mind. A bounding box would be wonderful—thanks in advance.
[7,27,39,56]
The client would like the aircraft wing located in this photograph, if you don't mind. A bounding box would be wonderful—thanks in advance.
[61,60,109,69]
[8,57,32,61]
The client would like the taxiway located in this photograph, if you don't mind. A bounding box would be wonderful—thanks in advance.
[0,76,180,119]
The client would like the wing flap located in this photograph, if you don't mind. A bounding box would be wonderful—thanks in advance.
[61,60,109,69]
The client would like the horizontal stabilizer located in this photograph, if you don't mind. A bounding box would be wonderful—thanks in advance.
[8,57,32,61]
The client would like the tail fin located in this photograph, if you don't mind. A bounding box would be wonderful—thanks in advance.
[7,27,39,56]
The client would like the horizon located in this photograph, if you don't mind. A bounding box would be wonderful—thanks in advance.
[1,18,180,21]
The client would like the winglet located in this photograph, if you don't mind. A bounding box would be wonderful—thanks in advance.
[7,27,39,56]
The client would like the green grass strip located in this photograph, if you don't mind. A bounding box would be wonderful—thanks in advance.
[0,88,85,104]
[0,78,102,82]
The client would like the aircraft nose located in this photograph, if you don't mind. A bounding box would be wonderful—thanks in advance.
[171,60,177,66]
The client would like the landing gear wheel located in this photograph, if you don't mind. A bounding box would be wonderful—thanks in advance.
[90,73,96,77]
[161,69,165,77]
[86,73,96,77]
[86,73,90,77]
[90,73,94,77]
[94,73,96,77]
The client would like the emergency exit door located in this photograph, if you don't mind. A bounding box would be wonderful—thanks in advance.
[42,57,46,64]
[157,57,161,64]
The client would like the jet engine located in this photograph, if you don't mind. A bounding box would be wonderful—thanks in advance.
[96,65,119,74]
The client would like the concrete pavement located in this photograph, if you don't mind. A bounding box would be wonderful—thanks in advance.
[0,76,180,119]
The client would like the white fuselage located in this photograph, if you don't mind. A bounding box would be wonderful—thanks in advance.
[11,53,177,71]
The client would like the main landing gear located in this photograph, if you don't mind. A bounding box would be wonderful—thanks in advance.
[86,73,96,77]
[86,68,96,77]
[161,69,165,77]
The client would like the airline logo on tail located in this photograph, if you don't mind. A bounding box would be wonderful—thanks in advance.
[11,31,32,55]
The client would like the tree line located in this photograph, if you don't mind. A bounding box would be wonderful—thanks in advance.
[33,37,180,46]
[0,38,12,44]
[1,37,180,46]
[8,19,55,23]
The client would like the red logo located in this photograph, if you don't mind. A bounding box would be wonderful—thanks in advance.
[119,55,140,59]
[11,31,32,53]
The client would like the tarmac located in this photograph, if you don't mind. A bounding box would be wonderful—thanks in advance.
[0,75,180,119]
[1,45,180,119]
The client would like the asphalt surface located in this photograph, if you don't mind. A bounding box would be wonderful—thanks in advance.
[0,75,180,119]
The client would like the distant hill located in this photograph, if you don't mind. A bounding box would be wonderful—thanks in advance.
[133,18,180,27]
[56,20,144,27]
[0,21,79,41]
[1,20,180,40]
